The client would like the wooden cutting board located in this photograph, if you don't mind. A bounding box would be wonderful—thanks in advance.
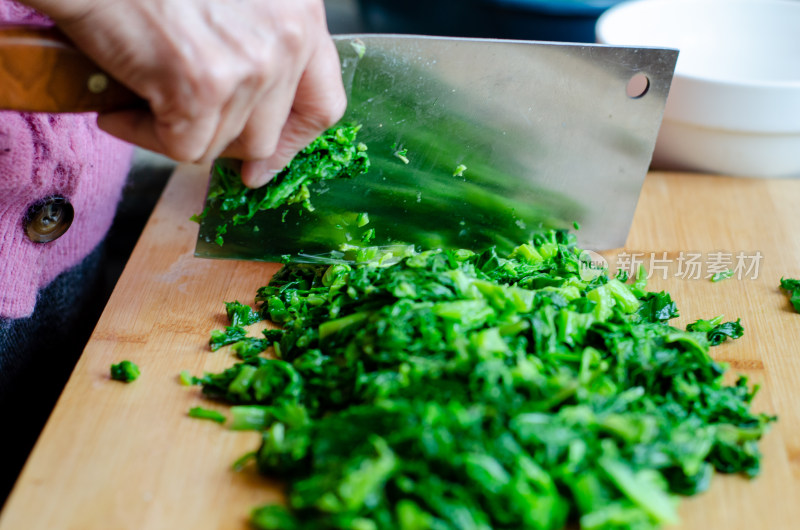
[1,164,799,529]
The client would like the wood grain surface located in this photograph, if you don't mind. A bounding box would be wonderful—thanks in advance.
[1,164,798,529]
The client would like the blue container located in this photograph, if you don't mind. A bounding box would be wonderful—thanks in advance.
[356,0,627,43]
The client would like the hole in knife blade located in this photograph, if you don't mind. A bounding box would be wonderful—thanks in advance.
[626,73,650,99]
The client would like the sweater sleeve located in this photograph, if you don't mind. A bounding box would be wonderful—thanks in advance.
[0,0,134,319]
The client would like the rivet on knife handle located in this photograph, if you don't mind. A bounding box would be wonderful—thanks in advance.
[0,25,145,113]
[87,72,109,95]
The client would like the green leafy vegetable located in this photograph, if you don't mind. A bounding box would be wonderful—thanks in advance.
[189,208,208,224]
[201,123,369,245]
[780,277,800,313]
[686,316,744,346]
[209,326,248,351]
[208,310,275,357]
[188,406,227,424]
[710,270,733,282]
[180,370,194,386]
[360,228,376,244]
[188,229,774,529]
[392,143,409,164]
[350,38,366,59]
[231,338,271,360]
[110,360,140,382]
[225,301,262,327]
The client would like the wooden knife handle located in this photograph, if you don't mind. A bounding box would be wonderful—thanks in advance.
[0,25,145,113]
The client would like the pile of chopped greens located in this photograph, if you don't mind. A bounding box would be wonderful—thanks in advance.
[194,123,369,245]
[188,230,775,530]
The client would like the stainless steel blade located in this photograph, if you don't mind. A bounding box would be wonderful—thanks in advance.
[195,35,677,262]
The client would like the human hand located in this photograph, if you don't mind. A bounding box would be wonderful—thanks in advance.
[21,0,346,187]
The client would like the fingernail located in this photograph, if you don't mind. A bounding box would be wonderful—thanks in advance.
[244,168,280,189]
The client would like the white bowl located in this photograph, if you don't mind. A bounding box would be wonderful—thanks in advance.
[596,0,800,178]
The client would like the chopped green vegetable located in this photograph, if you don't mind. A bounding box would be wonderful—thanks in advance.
[230,406,270,431]
[780,277,800,313]
[710,269,734,282]
[189,208,208,224]
[686,316,744,346]
[214,223,227,247]
[180,370,194,386]
[392,143,409,164]
[189,406,227,424]
[350,38,366,59]
[110,360,140,382]
[356,212,370,227]
[231,338,271,360]
[229,404,308,432]
[200,123,369,243]
[573,220,581,230]
[191,229,773,529]
[209,326,248,351]
[225,301,262,327]
[631,265,648,295]
[360,228,376,244]
[453,164,467,177]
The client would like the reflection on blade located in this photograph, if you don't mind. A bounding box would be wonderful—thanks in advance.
[196,35,677,262]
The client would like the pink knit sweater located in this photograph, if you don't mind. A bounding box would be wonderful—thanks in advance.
[0,1,134,319]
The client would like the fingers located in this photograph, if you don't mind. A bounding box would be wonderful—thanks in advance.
[235,37,347,188]
[191,22,307,164]
[48,0,346,187]
[194,73,265,164]
[96,107,220,159]
[218,60,304,171]
[97,46,251,162]
[240,159,277,188]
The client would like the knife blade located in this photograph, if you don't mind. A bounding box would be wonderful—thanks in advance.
[195,35,677,262]
[0,26,677,259]
[0,25,142,113]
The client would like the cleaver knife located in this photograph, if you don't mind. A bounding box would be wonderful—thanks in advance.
[0,27,677,259]
[196,36,677,262]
